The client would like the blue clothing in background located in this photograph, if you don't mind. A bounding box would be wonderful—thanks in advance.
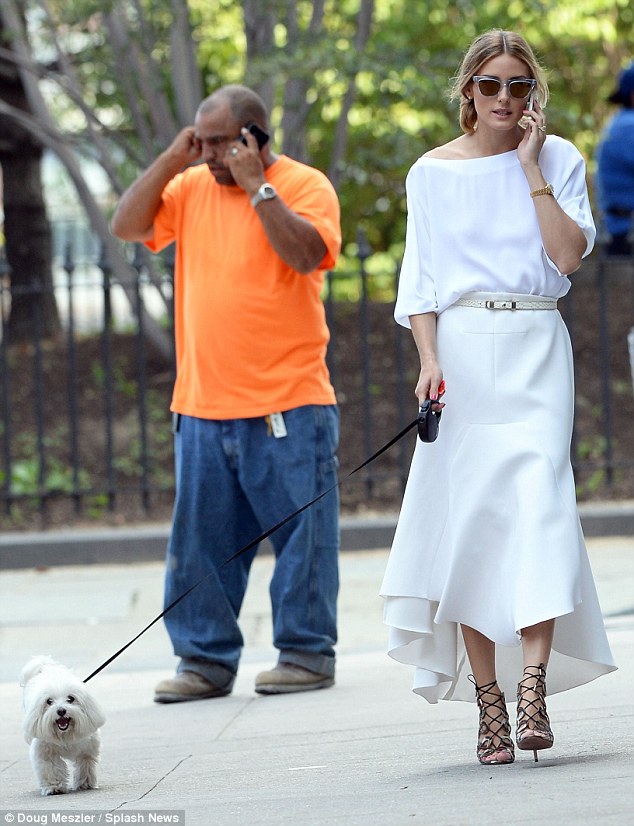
[596,108,634,237]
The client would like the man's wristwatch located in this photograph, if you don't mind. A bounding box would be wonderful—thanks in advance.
[251,183,277,207]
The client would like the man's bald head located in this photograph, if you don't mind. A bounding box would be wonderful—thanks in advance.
[197,85,269,130]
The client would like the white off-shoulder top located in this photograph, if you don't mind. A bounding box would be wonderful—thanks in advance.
[394,135,596,326]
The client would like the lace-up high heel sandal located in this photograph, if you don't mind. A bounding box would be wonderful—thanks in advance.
[516,663,554,762]
[469,676,515,765]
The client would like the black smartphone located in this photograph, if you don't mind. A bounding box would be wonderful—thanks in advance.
[239,121,269,149]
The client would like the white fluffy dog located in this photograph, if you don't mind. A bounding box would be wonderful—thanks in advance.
[20,656,105,796]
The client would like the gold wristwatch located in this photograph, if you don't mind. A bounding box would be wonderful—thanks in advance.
[530,183,554,198]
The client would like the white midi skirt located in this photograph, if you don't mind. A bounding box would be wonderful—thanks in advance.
[381,293,617,703]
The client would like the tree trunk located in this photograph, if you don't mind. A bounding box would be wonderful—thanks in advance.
[0,0,174,361]
[280,0,326,162]
[168,0,204,125]
[0,12,60,342]
[0,152,59,341]
[328,0,375,189]
[242,0,277,113]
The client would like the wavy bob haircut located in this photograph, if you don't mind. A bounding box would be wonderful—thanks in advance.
[449,29,549,135]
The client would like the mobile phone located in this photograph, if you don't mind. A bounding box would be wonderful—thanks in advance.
[525,90,536,111]
[239,121,269,150]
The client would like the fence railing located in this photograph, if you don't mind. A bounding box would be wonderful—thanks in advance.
[1,240,633,530]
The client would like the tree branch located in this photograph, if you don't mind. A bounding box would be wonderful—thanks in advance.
[280,0,326,161]
[242,0,276,112]
[0,0,173,360]
[327,0,375,189]
[168,0,203,124]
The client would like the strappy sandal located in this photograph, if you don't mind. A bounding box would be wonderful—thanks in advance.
[469,675,515,765]
[516,663,554,762]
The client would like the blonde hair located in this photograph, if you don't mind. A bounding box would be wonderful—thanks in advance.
[449,30,549,134]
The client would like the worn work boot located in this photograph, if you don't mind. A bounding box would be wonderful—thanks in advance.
[254,663,334,695]
[154,670,233,703]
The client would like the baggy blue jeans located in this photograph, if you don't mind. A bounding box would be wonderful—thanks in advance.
[164,405,340,689]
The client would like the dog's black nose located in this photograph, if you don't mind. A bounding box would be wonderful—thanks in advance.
[57,708,67,717]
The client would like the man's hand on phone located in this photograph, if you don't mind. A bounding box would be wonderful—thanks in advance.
[226,127,267,194]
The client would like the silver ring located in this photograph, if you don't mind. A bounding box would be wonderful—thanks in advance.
[230,146,239,156]
[538,125,546,133]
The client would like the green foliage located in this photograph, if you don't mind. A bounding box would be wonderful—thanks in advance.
[0,339,175,524]
[190,0,633,263]
[191,0,245,89]
[5,429,91,497]
[112,389,175,485]
[16,0,634,271]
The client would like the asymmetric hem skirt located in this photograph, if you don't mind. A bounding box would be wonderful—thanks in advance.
[380,293,617,703]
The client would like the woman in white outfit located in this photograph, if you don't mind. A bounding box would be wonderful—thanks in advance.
[381,30,617,766]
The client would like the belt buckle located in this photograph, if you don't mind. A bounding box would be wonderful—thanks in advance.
[485,300,517,310]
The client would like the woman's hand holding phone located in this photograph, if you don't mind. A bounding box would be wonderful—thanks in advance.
[518,93,547,167]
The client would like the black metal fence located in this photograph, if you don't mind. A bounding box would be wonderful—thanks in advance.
[1,240,633,530]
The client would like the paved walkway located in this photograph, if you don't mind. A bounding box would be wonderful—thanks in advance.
[1,538,633,825]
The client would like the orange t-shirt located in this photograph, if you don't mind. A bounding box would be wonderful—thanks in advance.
[146,155,341,419]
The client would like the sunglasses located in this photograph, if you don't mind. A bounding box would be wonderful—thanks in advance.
[472,76,536,99]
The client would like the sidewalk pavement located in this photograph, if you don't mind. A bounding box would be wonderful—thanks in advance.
[1,538,633,825]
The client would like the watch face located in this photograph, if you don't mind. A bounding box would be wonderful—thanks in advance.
[252,183,276,207]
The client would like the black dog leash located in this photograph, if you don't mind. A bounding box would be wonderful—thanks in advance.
[83,415,423,684]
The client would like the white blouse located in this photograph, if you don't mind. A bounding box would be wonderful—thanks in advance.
[394,135,596,326]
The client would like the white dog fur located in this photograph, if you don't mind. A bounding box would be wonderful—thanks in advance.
[20,656,105,796]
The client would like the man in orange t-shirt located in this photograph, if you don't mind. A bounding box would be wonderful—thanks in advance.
[111,84,341,702]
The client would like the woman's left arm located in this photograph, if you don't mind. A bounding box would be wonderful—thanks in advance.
[523,167,587,274]
[518,103,588,275]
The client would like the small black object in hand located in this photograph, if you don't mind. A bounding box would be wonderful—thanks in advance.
[417,399,442,443]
